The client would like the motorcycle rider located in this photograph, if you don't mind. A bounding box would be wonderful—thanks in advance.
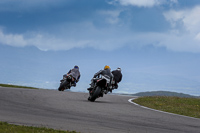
[111,67,122,89]
[65,65,81,87]
[87,65,113,92]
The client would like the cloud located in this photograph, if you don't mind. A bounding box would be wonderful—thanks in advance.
[1,2,200,53]
[163,6,200,33]
[0,30,27,47]
[0,29,64,51]
[156,32,200,52]
[162,6,200,52]
[118,0,161,7]
[0,0,67,12]
[1,19,200,53]
[117,31,200,53]
[0,26,118,51]
[195,33,200,41]
[110,0,177,7]
[98,10,122,24]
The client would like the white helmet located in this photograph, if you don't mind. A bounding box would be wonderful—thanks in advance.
[117,67,121,71]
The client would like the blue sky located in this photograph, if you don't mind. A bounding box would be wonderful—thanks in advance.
[0,0,200,96]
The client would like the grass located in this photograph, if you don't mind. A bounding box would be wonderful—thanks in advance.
[133,96,200,118]
[0,122,78,133]
[0,83,39,89]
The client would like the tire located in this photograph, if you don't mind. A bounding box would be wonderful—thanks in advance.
[58,80,68,91]
[90,86,101,102]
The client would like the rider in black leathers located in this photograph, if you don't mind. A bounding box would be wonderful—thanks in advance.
[112,67,122,89]
[87,65,113,91]
[64,65,81,87]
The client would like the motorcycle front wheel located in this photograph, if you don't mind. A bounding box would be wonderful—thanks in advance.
[89,86,101,102]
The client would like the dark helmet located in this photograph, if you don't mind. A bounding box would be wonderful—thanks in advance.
[74,65,79,69]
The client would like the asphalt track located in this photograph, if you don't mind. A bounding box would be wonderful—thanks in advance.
[0,87,200,133]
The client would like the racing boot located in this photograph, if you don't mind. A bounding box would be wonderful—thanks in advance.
[87,82,94,91]
[71,82,76,87]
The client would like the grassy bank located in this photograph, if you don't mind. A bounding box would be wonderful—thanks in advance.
[0,83,39,89]
[0,122,78,133]
[133,96,200,118]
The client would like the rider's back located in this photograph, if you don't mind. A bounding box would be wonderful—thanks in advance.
[94,69,113,79]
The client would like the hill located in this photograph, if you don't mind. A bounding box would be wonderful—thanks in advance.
[131,91,198,98]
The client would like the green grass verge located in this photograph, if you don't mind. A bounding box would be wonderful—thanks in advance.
[0,122,78,133]
[0,84,39,89]
[133,96,200,118]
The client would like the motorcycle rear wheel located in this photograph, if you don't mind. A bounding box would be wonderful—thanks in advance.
[58,80,69,91]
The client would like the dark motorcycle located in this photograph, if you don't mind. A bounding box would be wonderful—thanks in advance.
[58,75,74,91]
[88,76,114,102]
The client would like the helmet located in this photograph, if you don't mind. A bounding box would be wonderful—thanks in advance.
[117,67,121,71]
[104,65,110,70]
[74,65,79,69]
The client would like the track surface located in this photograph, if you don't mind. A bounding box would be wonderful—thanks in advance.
[0,87,200,133]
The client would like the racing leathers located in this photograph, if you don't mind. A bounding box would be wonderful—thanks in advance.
[64,67,80,87]
[111,69,122,89]
[88,69,113,91]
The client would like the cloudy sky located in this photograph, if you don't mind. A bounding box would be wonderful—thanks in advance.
[0,0,200,96]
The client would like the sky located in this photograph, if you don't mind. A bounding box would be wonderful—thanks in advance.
[0,0,200,96]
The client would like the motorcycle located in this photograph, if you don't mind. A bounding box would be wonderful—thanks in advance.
[58,75,74,91]
[88,76,114,102]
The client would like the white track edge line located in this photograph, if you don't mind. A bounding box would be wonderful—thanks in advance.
[128,98,200,120]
